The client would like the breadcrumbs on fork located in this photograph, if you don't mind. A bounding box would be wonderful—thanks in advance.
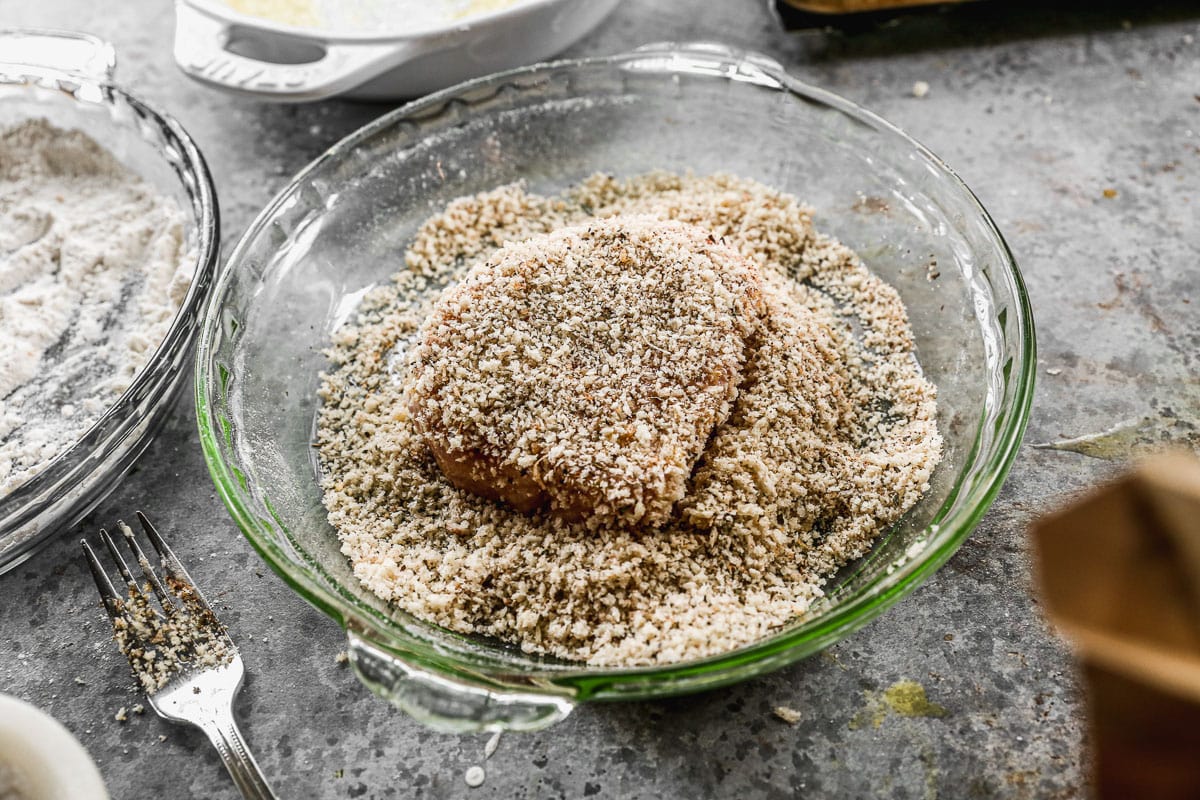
[316,172,942,667]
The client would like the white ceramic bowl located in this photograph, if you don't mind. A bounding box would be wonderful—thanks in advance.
[0,695,108,800]
[172,0,623,101]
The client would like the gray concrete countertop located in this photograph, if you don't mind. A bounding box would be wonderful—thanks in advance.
[2,1,1198,797]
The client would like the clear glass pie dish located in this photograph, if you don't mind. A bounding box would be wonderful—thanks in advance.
[196,42,1035,732]
[0,30,220,573]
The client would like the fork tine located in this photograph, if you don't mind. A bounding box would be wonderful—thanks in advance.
[81,539,126,620]
[136,510,182,571]
[136,511,216,611]
[117,519,177,614]
[98,528,139,593]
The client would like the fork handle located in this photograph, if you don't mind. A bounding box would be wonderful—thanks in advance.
[198,711,280,800]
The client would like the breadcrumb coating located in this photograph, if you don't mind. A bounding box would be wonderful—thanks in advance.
[316,172,942,666]
[405,216,765,527]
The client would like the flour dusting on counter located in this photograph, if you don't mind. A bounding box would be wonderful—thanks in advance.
[0,119,193,494]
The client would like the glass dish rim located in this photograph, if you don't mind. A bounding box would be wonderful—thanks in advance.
[0,65,221,562]
[196,42,1036,693]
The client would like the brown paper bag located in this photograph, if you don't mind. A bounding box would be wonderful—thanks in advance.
[1031,452,1200,799]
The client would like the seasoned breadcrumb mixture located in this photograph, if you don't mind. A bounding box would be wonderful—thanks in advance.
[110,524,233,693]
[406,216,765,528]
[317,172,942,666]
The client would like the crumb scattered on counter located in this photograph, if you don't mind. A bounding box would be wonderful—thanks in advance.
[464,766,485,788]
[912,81,930,98]
[114,706,128,723]
[484,731,501,759]
[849,679,948,730]
[774,706,803,725]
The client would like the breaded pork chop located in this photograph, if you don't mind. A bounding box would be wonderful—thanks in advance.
[404,216,766,528]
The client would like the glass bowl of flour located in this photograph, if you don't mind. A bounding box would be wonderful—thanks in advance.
[198,44,1034,731]
[0,31,219,572]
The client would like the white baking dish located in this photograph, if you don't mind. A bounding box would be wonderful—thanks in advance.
[173,0,622,101]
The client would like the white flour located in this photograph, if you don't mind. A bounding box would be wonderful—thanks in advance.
[0,119,193,495]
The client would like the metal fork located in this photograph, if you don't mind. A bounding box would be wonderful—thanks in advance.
[82,512,279,800]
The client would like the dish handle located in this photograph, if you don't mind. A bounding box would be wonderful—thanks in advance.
[172,1,428,102]
[0,29,117,81]
[345,625,576,733]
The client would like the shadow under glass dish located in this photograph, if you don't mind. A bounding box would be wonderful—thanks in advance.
[0,31,220,574]
[197,42,1034,732]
